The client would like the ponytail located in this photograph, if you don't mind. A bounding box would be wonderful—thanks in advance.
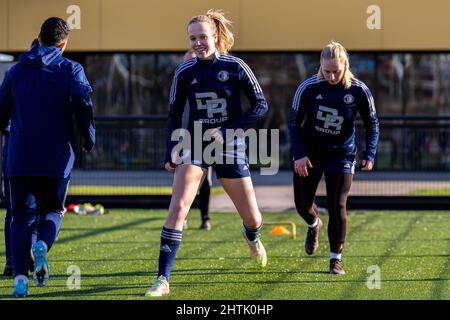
[188,9,234,54]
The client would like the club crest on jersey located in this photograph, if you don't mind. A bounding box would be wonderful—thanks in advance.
[217,70,229,82]
[343,94,354,104]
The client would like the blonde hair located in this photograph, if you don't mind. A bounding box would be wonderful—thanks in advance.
[317,41,355,89]
[188,9,234,55]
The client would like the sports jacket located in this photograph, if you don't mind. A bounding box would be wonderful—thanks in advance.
[0,45,95,178]
[289,75,379,162]
[165,51,268,164]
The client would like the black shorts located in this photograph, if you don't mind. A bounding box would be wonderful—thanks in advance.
[308,154,356,174]
[176,139,250,179]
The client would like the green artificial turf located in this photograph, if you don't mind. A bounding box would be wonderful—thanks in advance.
[0,210,449,300]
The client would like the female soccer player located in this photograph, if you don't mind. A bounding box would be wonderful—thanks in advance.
[289,41,379,274]
[181,50,212,231]
[146,9,269,297]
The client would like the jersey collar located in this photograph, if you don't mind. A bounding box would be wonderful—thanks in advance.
[197,50,220,65]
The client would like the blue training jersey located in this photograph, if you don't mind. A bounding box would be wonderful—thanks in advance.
[288,75,379,162]
[165,51,268,164]
[0,45,95,178]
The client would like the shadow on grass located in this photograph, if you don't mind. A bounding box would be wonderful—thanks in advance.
[44,253,450,264]
[0,272,151,284]
[25,272,150,279]
[50,258,154,262]
[172,268,332,276]
[0,284,147,299]
[57,241,161,244]
[56,217,161,245]
[0,217,161,266]
[339,212,422,299]
[172,277,447,287]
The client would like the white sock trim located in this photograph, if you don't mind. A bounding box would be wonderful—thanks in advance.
[14,275,28,285]
[330,252,342,260]
[309,218,319,228]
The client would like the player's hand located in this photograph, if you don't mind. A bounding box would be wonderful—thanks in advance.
[210,127,224,144]
[164,162,176,173]
[361,159,374,171]
[294,157,313,177]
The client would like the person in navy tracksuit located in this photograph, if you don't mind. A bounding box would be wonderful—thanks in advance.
[2,130,38,277]
[0,17,95,297]
[2,39,40,278]
[1,135,13,276]
[289,41,379,275]
[146,9,268,297]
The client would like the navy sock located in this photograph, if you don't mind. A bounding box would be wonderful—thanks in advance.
[243,223,262,241]
[4,210,12,265]
[11,218,34,277]
[37,212,62,250]
[157,227,182,282]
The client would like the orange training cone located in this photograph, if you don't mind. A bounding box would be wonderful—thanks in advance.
[270,226,291,235]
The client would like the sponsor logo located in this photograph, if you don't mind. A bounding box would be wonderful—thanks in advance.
[315,94,323,100]
[191,78,198,84]
[195,92,228,124]
[315,106,344,135]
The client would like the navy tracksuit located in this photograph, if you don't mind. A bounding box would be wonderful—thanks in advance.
[2,134,38,271]
[289,75,379,254]
[165,51,268,178]
[0,45,95,276]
